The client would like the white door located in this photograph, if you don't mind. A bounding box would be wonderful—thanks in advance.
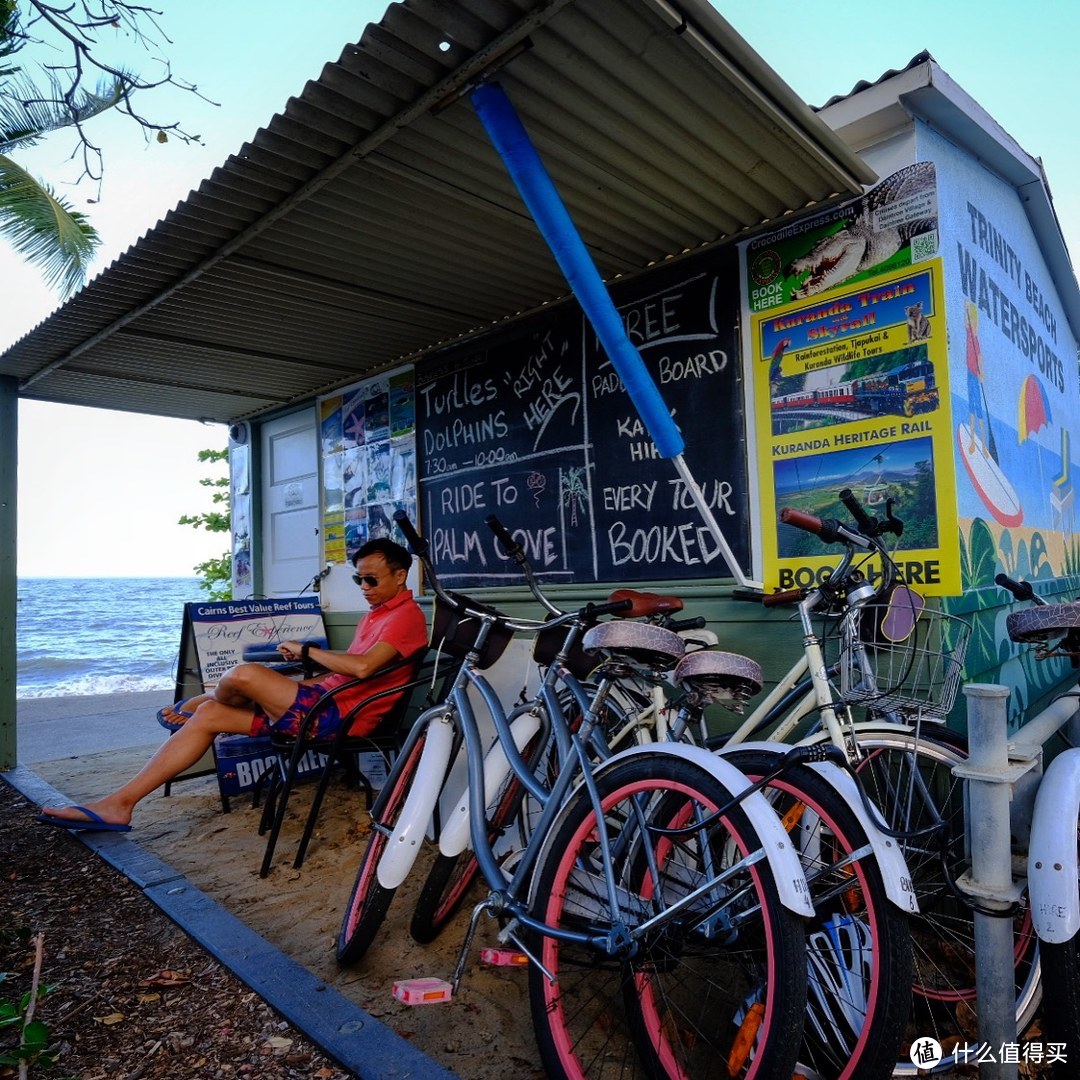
[259,409,320,597]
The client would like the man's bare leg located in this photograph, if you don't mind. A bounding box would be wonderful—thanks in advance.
[40,701,256,827]
[41,665,307,827]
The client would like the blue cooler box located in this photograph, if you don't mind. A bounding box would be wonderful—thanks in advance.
[214,734,328,796]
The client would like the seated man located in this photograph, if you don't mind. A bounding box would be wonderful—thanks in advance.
[37,538,429,832]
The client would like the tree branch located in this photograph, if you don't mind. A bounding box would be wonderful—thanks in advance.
[3,0,216,183]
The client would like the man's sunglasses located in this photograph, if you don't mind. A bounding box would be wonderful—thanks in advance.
[352,573,381,588]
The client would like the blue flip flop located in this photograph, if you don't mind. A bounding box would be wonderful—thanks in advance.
[156,697,198,731]
[35,806,132,833]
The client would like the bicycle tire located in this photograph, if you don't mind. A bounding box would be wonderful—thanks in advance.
[723,747,913,1080]
[1039,936,1080,1075]
[409,727,543,944]
[337,729,428,965]
[850,727,1040,1073]
[527,751,807,1079]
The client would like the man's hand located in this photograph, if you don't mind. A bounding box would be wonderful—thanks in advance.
[278,640,304,662]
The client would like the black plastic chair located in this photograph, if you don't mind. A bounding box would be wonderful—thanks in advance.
[256,649,460,877]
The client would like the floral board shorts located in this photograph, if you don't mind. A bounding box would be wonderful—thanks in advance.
[249,683,342,739]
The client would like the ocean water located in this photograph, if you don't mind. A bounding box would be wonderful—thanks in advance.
[16,577,207,699]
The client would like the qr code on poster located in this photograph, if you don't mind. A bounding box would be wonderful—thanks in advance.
[910,229,938,262]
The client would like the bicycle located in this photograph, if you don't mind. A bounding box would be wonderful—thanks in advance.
[459,512,914,1080]
[707,490,1044,1075]
[994,572,1080,1066]
[337,511,817,1079]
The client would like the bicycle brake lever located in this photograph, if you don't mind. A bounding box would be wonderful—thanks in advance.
[882,498,904,538]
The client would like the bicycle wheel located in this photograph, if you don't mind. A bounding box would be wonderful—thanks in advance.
[528,751,807,1080]
[337,728,428,965]
[851,727,1040,1073]
[723,747,913,1080]
[409,725,544,944]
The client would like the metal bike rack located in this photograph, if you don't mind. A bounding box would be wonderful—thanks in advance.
[957,682,1080,1079]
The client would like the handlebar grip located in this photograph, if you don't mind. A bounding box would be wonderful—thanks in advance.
[995,572,1036,602]
[762,588,805,607]
[393,509,427,557]
[484,514,526,562]
[839,487,875,534]
[664,615,708,632]
[779,507,823,535]
[585,598,635,619]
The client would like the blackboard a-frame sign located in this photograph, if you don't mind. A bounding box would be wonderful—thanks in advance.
[417,244,749,587]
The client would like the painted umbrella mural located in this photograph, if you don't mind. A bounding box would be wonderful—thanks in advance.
[1018,373,1052,442]
[1018,373,1054,520]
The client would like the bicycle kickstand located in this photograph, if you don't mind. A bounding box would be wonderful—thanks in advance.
[449,896,497,995]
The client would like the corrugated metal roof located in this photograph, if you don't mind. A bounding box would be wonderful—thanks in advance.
[0,0,874,422]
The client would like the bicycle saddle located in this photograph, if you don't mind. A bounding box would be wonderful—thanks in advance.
[582,621,685,669]
[673,650,764,703]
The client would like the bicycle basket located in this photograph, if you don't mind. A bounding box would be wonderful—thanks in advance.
[431,591,513,671]
[532,615,599,681]
[835,604,970,717]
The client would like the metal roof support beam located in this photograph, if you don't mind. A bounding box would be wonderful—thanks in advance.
[115,327,361,375]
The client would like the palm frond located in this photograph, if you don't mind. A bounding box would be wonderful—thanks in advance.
[0,152,99,297]
[0,71,128,152]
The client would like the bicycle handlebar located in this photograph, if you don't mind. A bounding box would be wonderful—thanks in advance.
[584,598,635,619]
[485,513,561,615]
[839,487,876,534]
[395,509,428,558]
[995,572,1041,605]
[778,507,872,549]
[395,509,628,635]
[762,588,806,608]
[485,513,526,564]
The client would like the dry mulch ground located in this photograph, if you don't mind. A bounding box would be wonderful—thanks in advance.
[0,778,353,1080]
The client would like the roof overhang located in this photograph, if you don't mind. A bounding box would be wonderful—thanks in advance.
[817,53,1080,345]
[0,0,875,423]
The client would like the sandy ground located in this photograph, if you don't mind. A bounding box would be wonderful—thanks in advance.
[29,741,546,1080]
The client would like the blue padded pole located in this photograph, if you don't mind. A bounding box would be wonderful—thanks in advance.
[470,81,684,460]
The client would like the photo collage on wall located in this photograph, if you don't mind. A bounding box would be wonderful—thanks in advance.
[318,368,417,566]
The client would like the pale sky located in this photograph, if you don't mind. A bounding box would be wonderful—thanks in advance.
[9,1,1080,575]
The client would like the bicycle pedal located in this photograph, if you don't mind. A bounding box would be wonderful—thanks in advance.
[391,977,454,1005]
[480,947,528,967]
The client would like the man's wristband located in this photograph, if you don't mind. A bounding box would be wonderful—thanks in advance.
[301,643,311,662]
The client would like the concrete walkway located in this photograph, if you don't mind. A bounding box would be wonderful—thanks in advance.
[6,693,458,1080]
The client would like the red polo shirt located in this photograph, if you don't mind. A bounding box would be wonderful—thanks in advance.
[319,589,429,734]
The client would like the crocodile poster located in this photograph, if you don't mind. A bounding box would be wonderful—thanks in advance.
[745,162,939,313]
[747,258,960,596]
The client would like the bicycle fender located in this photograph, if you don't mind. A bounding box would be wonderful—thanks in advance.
[716,742,919,914]
[376,715,455,890]
[1029,748,1080,943]
[438,711,542,858]
[604,743,815,917]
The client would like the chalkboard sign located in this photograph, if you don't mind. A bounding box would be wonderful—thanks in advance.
[417,246,749,586]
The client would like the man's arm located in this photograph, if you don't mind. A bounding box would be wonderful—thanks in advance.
[278,639,400,679]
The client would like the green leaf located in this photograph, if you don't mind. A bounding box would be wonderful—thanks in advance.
[0,152,100,296]
[21,1018,51,1046]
